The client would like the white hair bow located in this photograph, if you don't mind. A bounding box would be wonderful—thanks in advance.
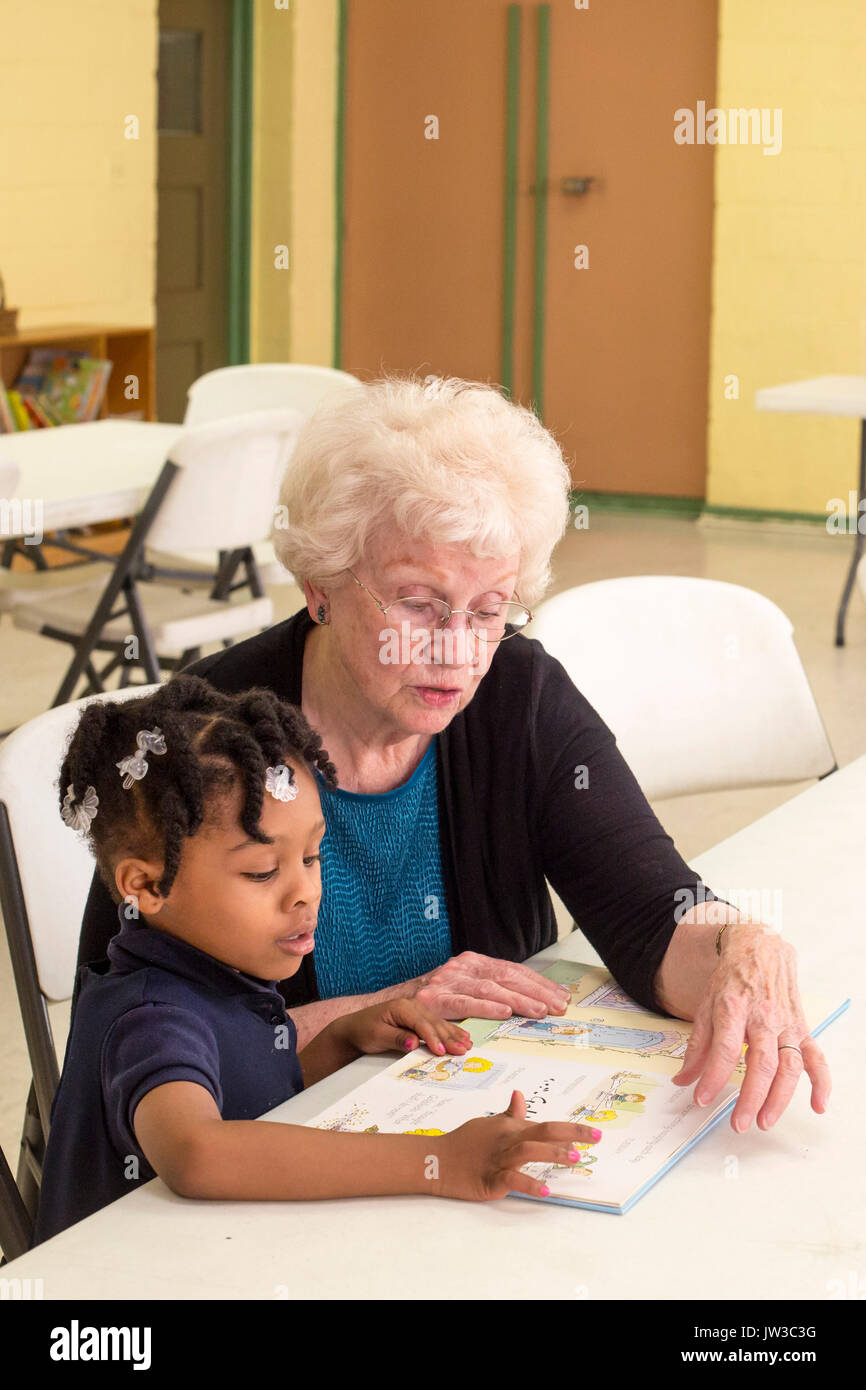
[116,727,167,790]
[265,764,298,802]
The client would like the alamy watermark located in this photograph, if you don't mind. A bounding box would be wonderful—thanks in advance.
[0,496,43,546]
[378,621,488,668]
[674,882,783,931]
[674,102,782,157]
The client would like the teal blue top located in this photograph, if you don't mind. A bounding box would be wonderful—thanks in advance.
[312,738,452,997]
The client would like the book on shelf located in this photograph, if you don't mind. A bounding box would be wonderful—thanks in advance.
[305,957,849,1215]
[5,389,31,431]
[1,348,113,428]
[0,378,15,432]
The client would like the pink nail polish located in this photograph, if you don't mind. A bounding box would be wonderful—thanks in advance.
[540,1184,551,1197]
[404,1038,413,1049]
[568,1149,579,1161]
[591,1128,602,1142]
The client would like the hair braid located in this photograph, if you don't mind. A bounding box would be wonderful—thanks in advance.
[58,675,338,901]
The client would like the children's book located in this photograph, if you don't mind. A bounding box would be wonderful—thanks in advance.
[0,377,16,432]
[305,960,849,1214]
[16,349,112,423]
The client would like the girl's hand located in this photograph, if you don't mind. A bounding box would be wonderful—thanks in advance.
[338,998,472,1058]
[437,1090,602,1201]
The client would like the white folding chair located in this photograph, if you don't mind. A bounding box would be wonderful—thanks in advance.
[147,364,363,591]
[528,576,836,800]
[183,363,362,427]
[12,409,303,706]
[0,684,161,1244]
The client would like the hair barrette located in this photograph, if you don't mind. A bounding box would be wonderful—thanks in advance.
[265,764,298,802]
[61,784,99,833]
[116,726,167,790]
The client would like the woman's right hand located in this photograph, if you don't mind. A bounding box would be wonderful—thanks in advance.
[437,1090,601,1201]
[413,951,572,1020]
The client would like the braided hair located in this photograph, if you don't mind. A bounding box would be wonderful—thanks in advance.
[59,675,337,899]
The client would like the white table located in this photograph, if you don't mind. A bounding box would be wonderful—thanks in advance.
[755,375,866,646]
[7,758,864,1300]
[0,419,183,538]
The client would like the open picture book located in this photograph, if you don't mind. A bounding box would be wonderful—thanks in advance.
[305,959,850,1214]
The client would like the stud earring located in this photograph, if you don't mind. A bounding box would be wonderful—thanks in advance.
[317,604,328,625]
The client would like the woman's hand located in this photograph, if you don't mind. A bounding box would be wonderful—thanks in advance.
[412,951,572,1020]
[338,997,472,1058]
[437,1090,601,1201]
[671,924,832,1131]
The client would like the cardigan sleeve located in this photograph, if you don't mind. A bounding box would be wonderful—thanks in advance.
[529,643,723,1015]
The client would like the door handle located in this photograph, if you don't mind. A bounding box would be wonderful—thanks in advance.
[561,176,595,195]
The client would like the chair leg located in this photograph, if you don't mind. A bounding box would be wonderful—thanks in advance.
[15,1082,44,1224]
[0,1141,33,1262]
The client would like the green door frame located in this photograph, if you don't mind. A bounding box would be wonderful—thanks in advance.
[227,0,254,365]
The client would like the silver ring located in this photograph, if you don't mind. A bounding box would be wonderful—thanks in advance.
[778,1044,802,1055]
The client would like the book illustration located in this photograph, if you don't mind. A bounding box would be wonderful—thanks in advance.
[573,979,643,1011]
[542,960,644,1011]
[486,1015,689,1060]
[317,1101,380,1134]
[568,1070,663,1131]
[397,1053,508,1091]
[526,1151,599,1185]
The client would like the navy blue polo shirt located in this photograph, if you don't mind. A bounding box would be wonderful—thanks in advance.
[32,905,304,1247]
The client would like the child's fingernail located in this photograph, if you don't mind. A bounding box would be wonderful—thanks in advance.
[404,1038,414,1049]
[591,1128,602,1142]
[540,1184,551,1197]
[436,1042,445,1053]
[568,1149,580,1161]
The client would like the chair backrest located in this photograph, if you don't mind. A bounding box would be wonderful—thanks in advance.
[147,408,304,554]
[183,364,363,427]
[527,576,835,799]
[0,684,162,1006]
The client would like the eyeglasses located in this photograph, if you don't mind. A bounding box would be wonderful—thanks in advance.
[346,569,533,642]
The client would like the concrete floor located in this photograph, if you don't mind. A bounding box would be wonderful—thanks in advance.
[1,511,864,1181]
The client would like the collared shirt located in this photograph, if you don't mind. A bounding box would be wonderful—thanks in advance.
[33,905,303,1247]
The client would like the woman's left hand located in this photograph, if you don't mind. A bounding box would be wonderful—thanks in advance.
[671,924,832,1131]
[340,998,472,1059]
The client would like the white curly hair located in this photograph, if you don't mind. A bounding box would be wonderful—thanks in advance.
[271,373,571,609]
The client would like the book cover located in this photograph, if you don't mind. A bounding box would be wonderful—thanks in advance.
[0,377,16,432]
[6,389,32,430]
[27,352,112,423]
[305,960,849,1214]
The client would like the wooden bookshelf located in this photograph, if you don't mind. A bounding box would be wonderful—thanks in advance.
[0,323,155,421]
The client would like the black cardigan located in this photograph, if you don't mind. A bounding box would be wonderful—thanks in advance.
[77,608,717,1016]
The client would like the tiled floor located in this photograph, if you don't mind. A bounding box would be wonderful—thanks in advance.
[1,512,864,1178]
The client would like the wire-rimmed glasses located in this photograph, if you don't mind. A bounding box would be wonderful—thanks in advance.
[346,569,533,642]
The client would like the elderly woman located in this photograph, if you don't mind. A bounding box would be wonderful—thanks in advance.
[77,374,830,1134]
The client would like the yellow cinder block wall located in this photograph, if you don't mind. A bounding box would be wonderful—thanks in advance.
[251,0,339,366]
[0,0,158,331]
[706,0,866,514]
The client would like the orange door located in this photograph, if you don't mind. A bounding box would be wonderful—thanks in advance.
[340,0,717,497]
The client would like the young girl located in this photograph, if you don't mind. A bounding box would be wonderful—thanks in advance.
[33,676,598,1245]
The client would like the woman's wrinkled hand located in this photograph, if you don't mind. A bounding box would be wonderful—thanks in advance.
[412,951,571,1021]
[671,924,832,1132]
